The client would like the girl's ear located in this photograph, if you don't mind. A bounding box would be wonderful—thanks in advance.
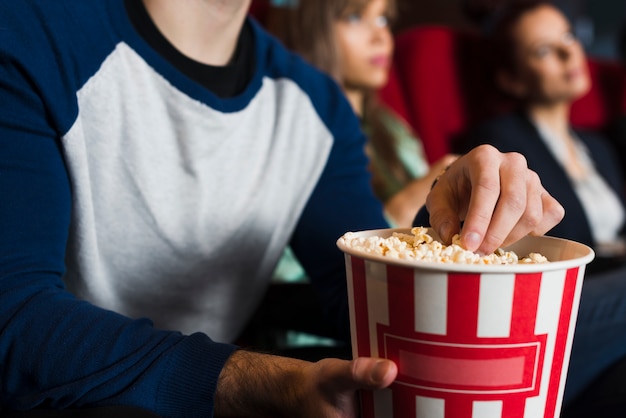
[496,69,528,98]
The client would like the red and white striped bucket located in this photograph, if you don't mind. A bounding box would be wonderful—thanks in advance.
[338,228,594,418]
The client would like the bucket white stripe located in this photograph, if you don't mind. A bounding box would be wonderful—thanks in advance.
[365,260,388,358]
[344,256,358,359]
[414,271,448,335]
[473,400,503,416]
[478,273,515,337]
[416,395,445,418]
[373,388,393,417]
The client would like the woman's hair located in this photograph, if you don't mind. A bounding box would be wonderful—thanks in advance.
[466,0,558,104]
[289,0,413,196]
[462,0,506,30]
[486,0,557,76]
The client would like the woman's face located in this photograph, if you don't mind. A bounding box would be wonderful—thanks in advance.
[333,0,394,91]
[504,5,590,104]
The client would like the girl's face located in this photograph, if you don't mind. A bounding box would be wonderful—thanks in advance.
[333,0,394,91]
[502,5,590,104]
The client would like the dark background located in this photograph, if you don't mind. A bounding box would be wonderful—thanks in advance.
[393,0,626,61]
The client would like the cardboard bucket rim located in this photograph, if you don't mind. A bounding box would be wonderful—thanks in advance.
[337,227,595,273]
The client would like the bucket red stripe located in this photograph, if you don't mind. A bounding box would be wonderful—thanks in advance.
[387,264,416,333]
[502,395,528,418]
[350,257,371,357]
[443,395,473,418]
[544,267,579,418]
[392,385,417,417]
[447,273,481,340]
[509,273,542,338]
[360,390,376,418]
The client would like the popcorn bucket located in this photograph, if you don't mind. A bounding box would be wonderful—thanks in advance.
[337,228,595,418]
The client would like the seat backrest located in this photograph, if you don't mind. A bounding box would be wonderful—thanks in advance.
[571,58,626,131]
[384,25,626,163]
[387,25,509,163]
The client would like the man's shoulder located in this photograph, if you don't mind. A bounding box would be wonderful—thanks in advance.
[252,20,339,98]
[0,0,109,36]
[0,0,123,135]
[252,23,359,141]
[0,0,117,64]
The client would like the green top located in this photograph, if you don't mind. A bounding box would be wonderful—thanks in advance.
[364,108,430,202]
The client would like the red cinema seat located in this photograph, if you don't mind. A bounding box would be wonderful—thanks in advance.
[387,25,505,163]
[571,59,626,131]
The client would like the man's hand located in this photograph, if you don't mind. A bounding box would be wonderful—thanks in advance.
[427,144,565,254]
[214,350,397,418]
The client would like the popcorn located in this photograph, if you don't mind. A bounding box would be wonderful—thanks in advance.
[339,227,548,265]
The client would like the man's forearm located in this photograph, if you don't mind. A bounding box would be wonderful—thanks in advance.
[214,350,397,418]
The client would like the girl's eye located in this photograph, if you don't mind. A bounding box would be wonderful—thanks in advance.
[374,15,389,28]
[345,13,361,24]
[534,45,551,58]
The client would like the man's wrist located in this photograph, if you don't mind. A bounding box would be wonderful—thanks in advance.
[214,350,309,417]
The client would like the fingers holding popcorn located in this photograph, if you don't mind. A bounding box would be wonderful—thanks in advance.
[426,145,564,254]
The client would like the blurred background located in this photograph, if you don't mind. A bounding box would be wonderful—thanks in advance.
[260,0,626,61]
[391,0,626,60]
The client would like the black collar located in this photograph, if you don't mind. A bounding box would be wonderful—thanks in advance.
[124,0,255,98]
